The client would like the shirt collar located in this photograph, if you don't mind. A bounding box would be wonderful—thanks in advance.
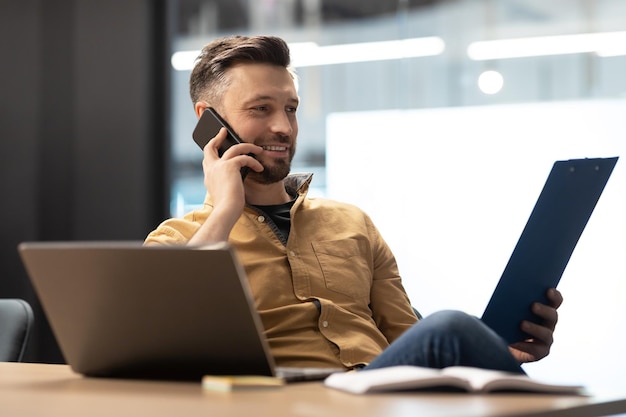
[284,172,314,197]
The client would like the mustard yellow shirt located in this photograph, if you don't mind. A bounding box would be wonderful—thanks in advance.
[145,173,417,369]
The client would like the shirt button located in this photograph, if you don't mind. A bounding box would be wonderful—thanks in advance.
[322,321,329,328]
[257,215,265,222]
[289,250,296,257]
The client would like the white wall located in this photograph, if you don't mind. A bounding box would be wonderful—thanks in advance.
[326,100,626,393]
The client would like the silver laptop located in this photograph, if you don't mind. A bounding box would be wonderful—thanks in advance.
[18,241,342,381]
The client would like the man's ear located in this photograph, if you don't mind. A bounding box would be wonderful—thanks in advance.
[194,102,209,119]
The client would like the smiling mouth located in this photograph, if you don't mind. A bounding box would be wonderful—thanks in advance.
[262,145,288,152]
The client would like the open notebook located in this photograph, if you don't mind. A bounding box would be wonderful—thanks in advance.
[18,241,342,381]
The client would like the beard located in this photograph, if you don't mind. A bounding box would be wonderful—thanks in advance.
[246,138,296,184]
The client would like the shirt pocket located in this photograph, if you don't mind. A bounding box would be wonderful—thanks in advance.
[312,238,372,299]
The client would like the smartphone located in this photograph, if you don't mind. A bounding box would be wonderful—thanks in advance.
[192,107,251,179]
[192,107,243,155]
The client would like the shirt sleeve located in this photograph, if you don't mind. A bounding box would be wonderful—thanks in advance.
[365,213,418,343]
[144,214,203,245]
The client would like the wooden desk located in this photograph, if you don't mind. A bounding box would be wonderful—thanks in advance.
[1,362,625,417]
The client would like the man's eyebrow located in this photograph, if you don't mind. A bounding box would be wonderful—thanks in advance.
[244,95,300,105]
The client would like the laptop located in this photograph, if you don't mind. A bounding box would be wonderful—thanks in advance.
[481,156,618,344]
[18,241,342,381]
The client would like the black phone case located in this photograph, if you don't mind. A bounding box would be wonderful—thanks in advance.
[192,107,243,156]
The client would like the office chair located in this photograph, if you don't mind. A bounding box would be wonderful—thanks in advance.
[0,299,34,362]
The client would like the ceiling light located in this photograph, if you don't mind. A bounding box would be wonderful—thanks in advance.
[290,37,445,67]
[467,31,626,60]
[171,37,445,71]
[478,70,504,95]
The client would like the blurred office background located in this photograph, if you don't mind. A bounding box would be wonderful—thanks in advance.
[169,0,626,214]
[1,0,625,395]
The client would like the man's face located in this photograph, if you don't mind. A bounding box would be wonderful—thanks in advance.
[219,63,299,184]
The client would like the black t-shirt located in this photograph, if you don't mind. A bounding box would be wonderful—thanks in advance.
[251,199,296,242]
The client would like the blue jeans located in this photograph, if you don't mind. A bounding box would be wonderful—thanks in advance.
[365,310,524,374]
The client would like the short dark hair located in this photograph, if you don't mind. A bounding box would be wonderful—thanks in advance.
[189,35,294,106]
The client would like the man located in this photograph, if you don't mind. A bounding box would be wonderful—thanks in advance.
[145,35,562,373]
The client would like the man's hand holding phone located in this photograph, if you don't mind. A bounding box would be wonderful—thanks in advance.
[187,122,263,245]
[202,126,263,185]
[194,107,262,216]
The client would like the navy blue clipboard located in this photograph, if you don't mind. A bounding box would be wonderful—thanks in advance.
[481,157,618,344]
